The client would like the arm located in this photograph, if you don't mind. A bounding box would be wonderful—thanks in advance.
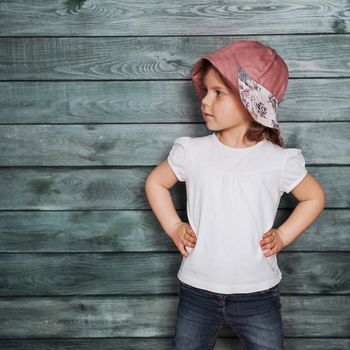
[144,159,182,238]
[276,172,326,248]
[261,172,327,256]
[144,160,197,256]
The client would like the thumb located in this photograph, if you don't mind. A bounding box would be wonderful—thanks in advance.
[180,244,189,257]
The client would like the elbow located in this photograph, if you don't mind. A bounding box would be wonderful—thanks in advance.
[144,176,156,202]
[144,172,153,193]
[321,189,327,210]
[145,174,154,192]
[145,172,161,192]
[314,188,327,212]
[306,188,327,214]
[313,178,327,211]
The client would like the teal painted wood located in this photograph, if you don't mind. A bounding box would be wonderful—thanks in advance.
[0,167,347,209]
[0,35,349,80]
[0,123,348,165]
[0,252,348,295]
[0,295,348,337]
[0,209,347,252]
[1,79,349,124]
[0,1,349,348]
[1,338,349,350]
[0,1,349,35]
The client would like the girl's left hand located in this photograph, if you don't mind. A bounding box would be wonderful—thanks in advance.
[260,228,285,256]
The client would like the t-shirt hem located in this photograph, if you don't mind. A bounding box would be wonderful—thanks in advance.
[177,271,282,294]
[167,156,185,182]
[285,169,308,193]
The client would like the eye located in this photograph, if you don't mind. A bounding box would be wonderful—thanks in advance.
[216,90,223,96]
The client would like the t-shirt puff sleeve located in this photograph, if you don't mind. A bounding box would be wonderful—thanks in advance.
[280,148,308,194]
[167,136,190,182]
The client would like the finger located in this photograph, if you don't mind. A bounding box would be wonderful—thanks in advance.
[260,232,273,241]
[265,247,277,256]
[185,232,196,244]
[186,225,196,233]
[187,227,197,238]
[260,236,274,246]
[185,233,197,242]
[261,231,272,238]
[261,241,275,249]
[187,238,196,247]
[180,244,189,257]
[181,235,195,248]
[184,238,195,247]
[264,230,277,238]
[185,232,196,243]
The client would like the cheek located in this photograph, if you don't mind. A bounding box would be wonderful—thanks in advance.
[221,102,240,119]
[218,100,234,112]
[234,99,250,115]
[230,100,250,118]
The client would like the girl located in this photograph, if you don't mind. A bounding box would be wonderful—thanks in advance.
[145,40,326,350]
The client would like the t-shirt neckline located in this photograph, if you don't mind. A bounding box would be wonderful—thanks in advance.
[212,132,267,151]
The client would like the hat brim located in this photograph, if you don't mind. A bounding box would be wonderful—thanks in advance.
[238,66,280,130]
[191,57,240,100]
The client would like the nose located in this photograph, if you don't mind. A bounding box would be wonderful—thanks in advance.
[201,93,210,111]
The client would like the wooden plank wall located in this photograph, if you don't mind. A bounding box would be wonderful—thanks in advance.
[0,1,349,349]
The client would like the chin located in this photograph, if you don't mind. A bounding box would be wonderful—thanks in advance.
[204,124,220,131]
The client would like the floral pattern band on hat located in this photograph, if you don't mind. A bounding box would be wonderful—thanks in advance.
[238,66,280,130]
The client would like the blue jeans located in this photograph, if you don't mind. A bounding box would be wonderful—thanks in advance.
[172,280,285,350]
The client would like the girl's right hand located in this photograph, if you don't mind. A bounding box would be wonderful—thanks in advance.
[168,222,197,257]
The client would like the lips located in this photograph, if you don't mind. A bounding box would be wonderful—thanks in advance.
[203,112,214,118]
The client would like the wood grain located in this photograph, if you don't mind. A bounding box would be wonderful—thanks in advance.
[0,35,349,80]
[0,209,346,252]
[0,295,348,337]
[0,1,349,35]
[1,338,349,350]
[0,252,348,295]
[1,1,349,347]
[0,123,348,165]
[1,79,348,124]
[0,167,347,209]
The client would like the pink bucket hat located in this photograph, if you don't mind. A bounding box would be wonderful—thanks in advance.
[191,39,289,131]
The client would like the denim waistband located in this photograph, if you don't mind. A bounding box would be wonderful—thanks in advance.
[178,279,280,298]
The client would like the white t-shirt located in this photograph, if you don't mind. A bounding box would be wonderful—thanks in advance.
[167,131,308,294]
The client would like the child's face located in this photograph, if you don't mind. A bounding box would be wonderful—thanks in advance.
[201,66,252,131]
